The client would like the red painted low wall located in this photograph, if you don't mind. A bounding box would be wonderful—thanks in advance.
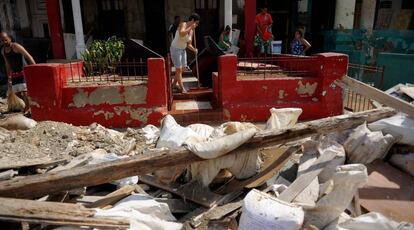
[24,58,168,128]
[213,53,348,121]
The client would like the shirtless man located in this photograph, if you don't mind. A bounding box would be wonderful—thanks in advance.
[1,32,36,114]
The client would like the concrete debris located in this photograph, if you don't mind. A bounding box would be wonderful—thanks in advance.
[0,106,412,229]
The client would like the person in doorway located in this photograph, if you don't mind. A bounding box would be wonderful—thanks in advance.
[168,16,181,45]
[254,7,273,56]
[218,25,232,51]
[291,29,311,55]
[1,32,36,114]
[170,13,199,93]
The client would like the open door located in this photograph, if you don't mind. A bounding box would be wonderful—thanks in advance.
[194,0,220,51]
[144,0,167,55]
[98,0,126,39]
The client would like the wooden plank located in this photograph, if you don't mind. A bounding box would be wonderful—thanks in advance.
[208,201,243,220]
[278,150,337,202]
[140,175,222,208]
[0,158,67,171]
[359,160,414,223]
[0,108,396,199]
[0,197,129,228]
[216,146,300,194]
[86,185,135,208]
[336,76,414,118]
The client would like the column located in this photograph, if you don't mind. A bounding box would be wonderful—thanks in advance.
[71,0,85,59]
[224,0,232,27]
[334,0,356,29]
[244,0,256,57]
[46,0,66,59]
[360,0,377,32]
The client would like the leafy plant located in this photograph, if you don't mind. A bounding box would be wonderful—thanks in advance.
[81,36,124,76]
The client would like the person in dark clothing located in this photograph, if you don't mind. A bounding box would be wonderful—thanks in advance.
[1,32,36,114]
[168,16,181,45]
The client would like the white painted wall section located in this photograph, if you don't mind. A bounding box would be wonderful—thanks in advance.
[71,0,86,59]
[334,0,357,29]
[224,0,232,27]
[360,0,377,32]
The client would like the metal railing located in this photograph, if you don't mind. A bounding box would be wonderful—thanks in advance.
[236,56,319,80]
[343,63,385,112]
[66,58,148,85]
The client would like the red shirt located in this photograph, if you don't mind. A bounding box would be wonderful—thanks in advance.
[255,13,273,34]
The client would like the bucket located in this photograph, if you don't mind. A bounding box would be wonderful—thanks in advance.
[271,40,282,54]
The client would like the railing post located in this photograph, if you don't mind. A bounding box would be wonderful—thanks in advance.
[147,58,167,107]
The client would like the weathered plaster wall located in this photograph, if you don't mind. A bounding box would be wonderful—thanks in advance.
[0,0,31,37]
[360,0,377,32]
[214,53,346,121]
[334,0,356,29]
[24,58,168,128]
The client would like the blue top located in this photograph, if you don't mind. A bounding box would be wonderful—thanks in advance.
[291,39,304,55]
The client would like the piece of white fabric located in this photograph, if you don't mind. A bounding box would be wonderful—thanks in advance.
[318,139,346,183]
[141,125,160,144]
[304,164,368,229]
[369,113,414,145]
[265,108,303,130]
[88,151,139,187]
[185,128,257,159]
[324,212,406,230]
[0,114,37,130]
[239,189,304,230]
[95,194,182,230]
[156,115,204,150]
[344,123,395,164]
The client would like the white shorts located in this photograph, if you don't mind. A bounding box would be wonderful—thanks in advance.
[12,83,27,93]
[170,46,187,68]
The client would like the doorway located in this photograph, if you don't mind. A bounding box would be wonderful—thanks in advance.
[144,0,167,55]
[194,0,220,51]
[98,0,126,39]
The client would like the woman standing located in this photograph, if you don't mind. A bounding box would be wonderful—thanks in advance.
[218,25,232,51]
[170,13,200,93]
[1,32,36,114]
[291,29,311,56]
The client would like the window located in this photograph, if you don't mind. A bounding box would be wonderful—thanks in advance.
[102,0,123,11]
[208,0,217,9]
[402,0,414,9]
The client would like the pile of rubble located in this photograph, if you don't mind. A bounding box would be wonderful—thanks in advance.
[0,80,413,230]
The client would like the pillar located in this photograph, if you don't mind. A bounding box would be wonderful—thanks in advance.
[334,0,356,29]
[360,0,377,32]
[71,0,85,59]
[224,0,232,27]
[245,0,256,57]
[46,0,66,59]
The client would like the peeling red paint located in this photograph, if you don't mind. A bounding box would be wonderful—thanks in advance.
[24,58,168,128]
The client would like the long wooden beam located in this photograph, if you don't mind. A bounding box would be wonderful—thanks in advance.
[336,76,414,118]
[0,197,129,228]
[0,108,395,199]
